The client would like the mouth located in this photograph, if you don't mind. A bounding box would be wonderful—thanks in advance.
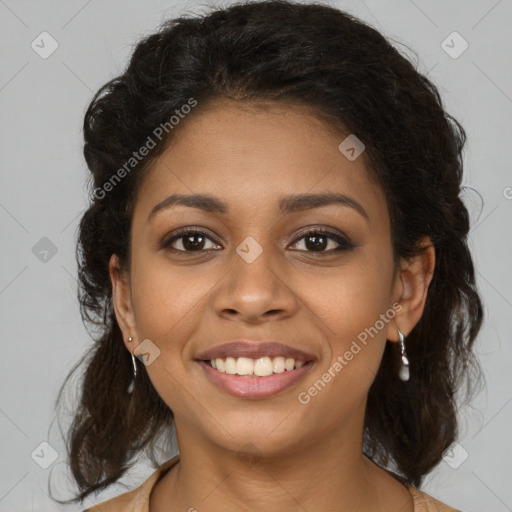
[195,355,315,399]
[194,341,316,399]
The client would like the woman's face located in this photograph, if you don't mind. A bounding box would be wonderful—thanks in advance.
[112,100,416,457]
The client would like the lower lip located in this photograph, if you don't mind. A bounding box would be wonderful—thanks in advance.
[196,360,315,399]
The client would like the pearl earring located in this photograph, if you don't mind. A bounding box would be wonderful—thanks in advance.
[397,328,410,381]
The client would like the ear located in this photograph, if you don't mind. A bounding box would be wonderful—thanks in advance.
[386,236,435,342]
[109,253,137,352]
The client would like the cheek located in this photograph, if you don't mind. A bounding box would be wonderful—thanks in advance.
[304,255,393,380]
[130,251,208,337]
[309,259,392,336]
[128,255,205,412]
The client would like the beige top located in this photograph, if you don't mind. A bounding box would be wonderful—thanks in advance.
[83,455,460,512]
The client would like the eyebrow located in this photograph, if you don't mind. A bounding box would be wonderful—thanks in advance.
[148,192,370,223]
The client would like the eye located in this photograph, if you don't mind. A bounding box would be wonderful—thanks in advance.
[290,228,354,254]
[160,228,222,253]
[160,227,354,255]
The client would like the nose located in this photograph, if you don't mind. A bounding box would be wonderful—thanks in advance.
[211,242,299,324]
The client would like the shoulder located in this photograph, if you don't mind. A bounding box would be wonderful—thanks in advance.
[82,455,180,512]
[405,483,461,512]
[380,464,461,512]
[83,490,135,512]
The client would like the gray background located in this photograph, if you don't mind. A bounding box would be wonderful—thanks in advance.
[1,0,511,510]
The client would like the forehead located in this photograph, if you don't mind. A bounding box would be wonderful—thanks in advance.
[133,101,388,226]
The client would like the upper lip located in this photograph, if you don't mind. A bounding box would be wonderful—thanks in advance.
[195,341,316,362]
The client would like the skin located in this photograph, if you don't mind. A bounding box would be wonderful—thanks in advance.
[110,99,435,512]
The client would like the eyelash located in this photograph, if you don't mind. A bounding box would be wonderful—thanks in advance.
[160,227,354,255]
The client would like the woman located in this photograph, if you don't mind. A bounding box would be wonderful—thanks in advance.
[54,1,483,510]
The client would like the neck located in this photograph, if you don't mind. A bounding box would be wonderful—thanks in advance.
[149,406,413,512]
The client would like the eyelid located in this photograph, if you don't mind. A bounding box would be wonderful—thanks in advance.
[292,225,351,243]
[289,227,354,252]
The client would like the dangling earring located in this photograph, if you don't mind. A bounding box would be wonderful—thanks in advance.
[127,337,137,394]
[397,328,410,381]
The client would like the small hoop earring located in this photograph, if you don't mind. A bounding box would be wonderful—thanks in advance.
[127,337,137,394]
[397,328,410,382]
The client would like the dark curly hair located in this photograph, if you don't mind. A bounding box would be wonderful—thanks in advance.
[52,0,484,505]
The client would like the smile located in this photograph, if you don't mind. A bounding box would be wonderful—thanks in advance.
[196,358,315,399]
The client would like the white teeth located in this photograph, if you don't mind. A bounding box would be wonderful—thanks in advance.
[273,356,285,373]
[225,356,237,374]
[236,357,254,375]
[208,356,308,376]
[285,358,295,371]
[254,356,273,377]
